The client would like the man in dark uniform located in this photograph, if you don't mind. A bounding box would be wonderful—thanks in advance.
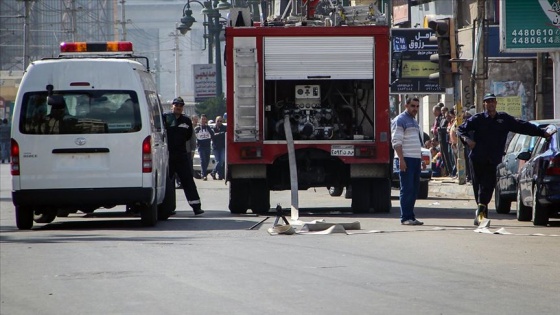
[163,97,204,215]
[457,93,553,225]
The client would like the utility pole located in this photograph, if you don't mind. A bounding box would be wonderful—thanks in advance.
[474,0,486,112]
[22,0,32,70]
[119,0,127,40]
[171,24,181,98]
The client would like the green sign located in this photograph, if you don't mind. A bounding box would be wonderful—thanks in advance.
[501,0,560,52]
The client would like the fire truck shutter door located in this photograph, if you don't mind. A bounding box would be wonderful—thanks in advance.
[264,36,374,80]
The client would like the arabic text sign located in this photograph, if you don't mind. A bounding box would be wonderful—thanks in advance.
[500,0,560,52]
[193,64,217,102]
[391,28,444,94]
[496,96,522,118]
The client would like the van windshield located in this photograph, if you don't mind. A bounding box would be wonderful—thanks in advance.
[19,91,142,134]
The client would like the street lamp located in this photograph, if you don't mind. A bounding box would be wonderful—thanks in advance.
[178,0,231,98]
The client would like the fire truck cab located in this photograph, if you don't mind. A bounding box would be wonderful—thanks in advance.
[225,22,392,214]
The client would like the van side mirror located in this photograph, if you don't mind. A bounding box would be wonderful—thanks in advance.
[517,151,531,161]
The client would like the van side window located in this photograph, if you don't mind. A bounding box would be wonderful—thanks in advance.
[20,91,141,134]
[146,92,162,131]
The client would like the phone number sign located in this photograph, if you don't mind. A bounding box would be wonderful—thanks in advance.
[500,0,560,52]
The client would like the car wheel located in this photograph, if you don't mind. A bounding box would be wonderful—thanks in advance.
[33,210,57,224]
[16,206,33,230]
[516,186,532,221]
[351,179,371,214]
[417,180,429,200]
[495,185,511,214]
[140,191,158,227]
[328,186,343,197]
[532,187,549,226]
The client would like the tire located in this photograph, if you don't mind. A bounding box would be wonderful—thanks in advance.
[158,175,176,221]
[351,179,371,214]
[532,187,549,226]
[229,179,249,214]
[140,191,158,227]
[371,178,392,213]
[516,186,532,221]
[16,206,33,230]
[251,179,270,215]
[328,186,343,197]
[495,185,511,214]
[33,210,56,224]
[417,180,429,200]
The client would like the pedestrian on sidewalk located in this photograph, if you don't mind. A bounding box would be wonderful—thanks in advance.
[195,114,214,181]
[210,116,226,180]
[391,97,424,226]
[0,119,10,163]
[163,97,204,215]
[457,93,552,225]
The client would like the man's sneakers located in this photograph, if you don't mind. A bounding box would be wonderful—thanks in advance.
[474,204,488,226]
[401,219,424,225]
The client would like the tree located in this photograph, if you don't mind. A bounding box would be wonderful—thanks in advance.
[195,95,226,122]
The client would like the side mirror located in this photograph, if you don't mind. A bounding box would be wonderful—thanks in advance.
[517,151,531,161]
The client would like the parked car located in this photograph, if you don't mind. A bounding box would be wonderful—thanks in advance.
[516,121,560,226]
[494,120,553,214]
[391,147,433,199]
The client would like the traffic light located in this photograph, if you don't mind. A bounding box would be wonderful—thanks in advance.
[428,18,456,88]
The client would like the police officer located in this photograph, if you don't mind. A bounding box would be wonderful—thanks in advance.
[457,93,553,225]
[163,97,203,215]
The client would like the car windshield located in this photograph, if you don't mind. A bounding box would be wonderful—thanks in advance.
[19,91,142,134]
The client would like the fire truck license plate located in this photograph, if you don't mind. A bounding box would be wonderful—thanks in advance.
[331,145,354,156]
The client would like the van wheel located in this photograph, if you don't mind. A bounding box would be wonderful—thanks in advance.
[351,179,371,214]
[251,179,270,215]
[371,178,392,213]
[140,193,158,227]
[229,179,249,214]
[34,210,57,224]
[158,175,176,221]
[16,206,33,230]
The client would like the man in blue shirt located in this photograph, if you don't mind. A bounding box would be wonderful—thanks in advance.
[391,97,424,225]
[457,93,552,225]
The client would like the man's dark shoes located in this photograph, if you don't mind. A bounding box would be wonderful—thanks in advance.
[474,204,488,226]
[193,207,204,215]
[210,172,217,180]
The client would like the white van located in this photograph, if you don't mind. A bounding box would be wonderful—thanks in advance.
[10,41,175,229]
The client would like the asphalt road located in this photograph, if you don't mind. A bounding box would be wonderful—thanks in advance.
[1,164,559,315]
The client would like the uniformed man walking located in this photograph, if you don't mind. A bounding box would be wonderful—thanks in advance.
[457,93,552,225]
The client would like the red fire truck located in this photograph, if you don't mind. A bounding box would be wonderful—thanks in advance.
[224,24,392,215]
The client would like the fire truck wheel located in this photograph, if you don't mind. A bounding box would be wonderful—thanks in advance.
[371,178,392,213]
[351,179,372,214]
[229,179,249,214]
[251,179,270,215]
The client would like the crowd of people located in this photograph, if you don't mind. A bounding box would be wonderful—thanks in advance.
[426,102,477,181]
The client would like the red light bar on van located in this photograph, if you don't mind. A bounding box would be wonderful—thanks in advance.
[60,41,133,54]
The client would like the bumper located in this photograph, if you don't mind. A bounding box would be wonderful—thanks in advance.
[12,187,153,207]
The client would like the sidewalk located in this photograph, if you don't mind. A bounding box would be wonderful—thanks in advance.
[429,176,474,199]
